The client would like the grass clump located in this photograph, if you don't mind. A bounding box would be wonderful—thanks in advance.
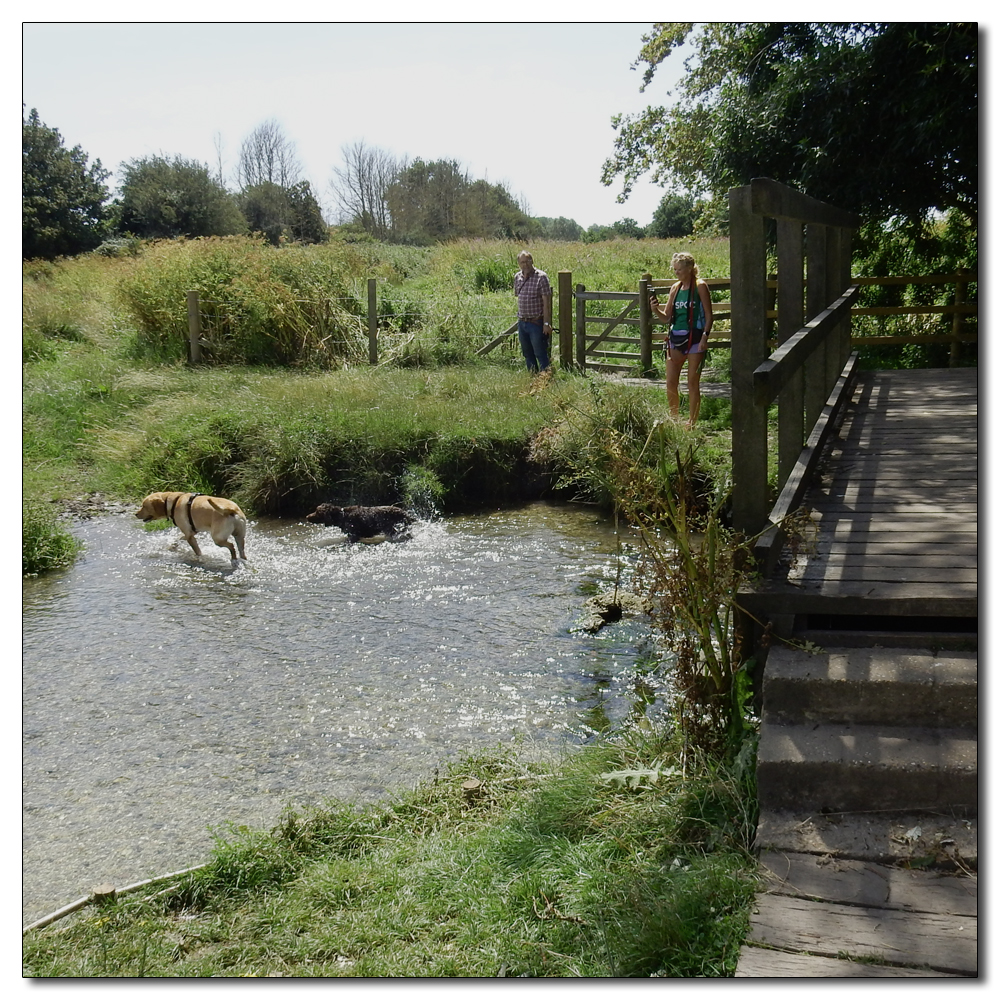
[22,498,81,576]
[23,733,760,978]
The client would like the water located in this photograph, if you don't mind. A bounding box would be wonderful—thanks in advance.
[22,502,669,924]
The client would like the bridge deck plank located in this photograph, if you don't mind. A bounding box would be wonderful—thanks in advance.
[740,368,977,620]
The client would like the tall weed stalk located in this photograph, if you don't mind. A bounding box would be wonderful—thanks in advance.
[575,415,757,757]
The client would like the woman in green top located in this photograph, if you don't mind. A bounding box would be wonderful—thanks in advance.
[649,252,714,428]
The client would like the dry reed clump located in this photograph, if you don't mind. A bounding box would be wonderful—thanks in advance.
[114,236,380,367]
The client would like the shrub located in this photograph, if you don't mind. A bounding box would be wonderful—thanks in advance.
[23,499,81,575]
[115,236,375,366]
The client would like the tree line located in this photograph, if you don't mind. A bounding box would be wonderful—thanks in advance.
[23,23,977,265]
[24,113,693,262]
[23,113,329,259]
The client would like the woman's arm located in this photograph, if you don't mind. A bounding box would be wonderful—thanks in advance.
[697,279,713,335]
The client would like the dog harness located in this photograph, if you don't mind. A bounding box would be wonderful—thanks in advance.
[166,493,201,531]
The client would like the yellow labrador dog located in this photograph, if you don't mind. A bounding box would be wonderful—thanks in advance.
[135,491,247,564]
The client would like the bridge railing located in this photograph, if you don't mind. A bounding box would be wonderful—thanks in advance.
[729,178,861,549]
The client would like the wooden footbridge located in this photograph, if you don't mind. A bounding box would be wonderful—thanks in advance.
[713,180,978,977]
[591,179,978,977]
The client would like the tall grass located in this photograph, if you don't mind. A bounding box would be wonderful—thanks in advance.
[23,254,135,356]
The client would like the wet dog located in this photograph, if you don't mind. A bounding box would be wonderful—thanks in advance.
[305,504,415,542]
[135,491,248,563]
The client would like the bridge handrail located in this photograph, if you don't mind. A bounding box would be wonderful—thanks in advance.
[753,285,861,406]
[730,178,859,538]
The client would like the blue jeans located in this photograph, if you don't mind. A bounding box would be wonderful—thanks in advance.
[517,319,549,372]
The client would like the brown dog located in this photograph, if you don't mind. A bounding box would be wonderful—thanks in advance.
[305,503,415,542]
[135,491,247,563]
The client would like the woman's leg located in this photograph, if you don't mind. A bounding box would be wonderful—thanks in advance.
[664,347,685,418]
[685,347,706,427]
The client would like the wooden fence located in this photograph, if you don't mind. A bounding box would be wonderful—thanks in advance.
[554,270,975,376]
[185,267,976,370]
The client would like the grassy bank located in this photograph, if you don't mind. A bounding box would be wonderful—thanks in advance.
[23,730,760,978]
[23,234,736,544]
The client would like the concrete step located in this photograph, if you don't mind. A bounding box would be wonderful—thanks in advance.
[756,720,977,814]
[762,646,978,728]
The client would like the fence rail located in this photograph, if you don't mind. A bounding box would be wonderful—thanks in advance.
[559,271,975,375]
[184,269,976,369]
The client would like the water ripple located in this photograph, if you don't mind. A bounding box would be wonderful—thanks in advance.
[22,502,667,924]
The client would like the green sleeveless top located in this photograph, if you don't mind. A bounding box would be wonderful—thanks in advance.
[671,285,706,332]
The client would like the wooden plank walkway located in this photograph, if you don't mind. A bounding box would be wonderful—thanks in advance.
[737,852,977,977]
[740,367,978,621]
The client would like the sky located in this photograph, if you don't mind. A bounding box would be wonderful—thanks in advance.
[21,19,696,230]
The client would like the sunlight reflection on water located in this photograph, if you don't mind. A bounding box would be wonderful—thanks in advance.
[22,501,672,922]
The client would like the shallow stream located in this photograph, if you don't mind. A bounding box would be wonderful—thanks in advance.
[22,502,669,924]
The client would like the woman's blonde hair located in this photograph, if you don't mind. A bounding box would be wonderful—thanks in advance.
[671,252,699,277]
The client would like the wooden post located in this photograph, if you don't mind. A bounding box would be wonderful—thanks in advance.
[558,270,573,369]
[950,269,968,367]
[776,220,805,486]
[575,283,587,371]
[729,184,769,536]
[825,227,844,390]
[367,278,378,365]
[838,228,853,370]
[638,274,653,376]
[804,224,829,428]
[186,291,202,364]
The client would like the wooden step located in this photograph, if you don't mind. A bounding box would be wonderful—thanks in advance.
[737,852,977,977]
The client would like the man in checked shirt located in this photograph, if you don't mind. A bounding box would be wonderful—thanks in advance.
[514,251,553,372]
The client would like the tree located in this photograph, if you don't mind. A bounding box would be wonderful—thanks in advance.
[612,217,645,239]
[116,155,246,239]
[236,119,301,190]
[238,182,290,245]
[535,216,584,241]
[386,158,536,244]
[602,23,977,233]
[387,158,468,243]
[23,108,111,259]
[648,192,696,238]
[239,180,328,245]
[330,141,398,240]
[464,178,538,241]
[285,181,328,244]
[582,223,615,243]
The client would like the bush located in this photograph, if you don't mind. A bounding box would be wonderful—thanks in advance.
[23,499,81,575]
[115,236,375,366]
